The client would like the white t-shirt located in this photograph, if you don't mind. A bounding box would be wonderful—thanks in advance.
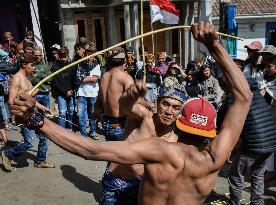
[77,64,101,97]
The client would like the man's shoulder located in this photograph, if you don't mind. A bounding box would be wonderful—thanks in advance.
[111,70,132,81]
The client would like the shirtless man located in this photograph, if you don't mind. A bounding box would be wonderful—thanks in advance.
[96,47,133,141]
[95,47,165,204]
[1,53,54,172]
[100,84,187,204]
[9,22,252,204]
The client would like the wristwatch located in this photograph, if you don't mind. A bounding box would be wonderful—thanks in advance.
[26,108,45,130]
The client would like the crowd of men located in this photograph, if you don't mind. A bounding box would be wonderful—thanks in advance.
[0,22,275,205]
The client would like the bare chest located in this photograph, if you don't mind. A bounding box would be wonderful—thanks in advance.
[18,79,32,96]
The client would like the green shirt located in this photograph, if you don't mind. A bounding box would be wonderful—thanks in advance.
[28,61,52,93]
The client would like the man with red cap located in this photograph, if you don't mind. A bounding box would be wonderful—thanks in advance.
[8,22,252,204]
[243,41,264,89]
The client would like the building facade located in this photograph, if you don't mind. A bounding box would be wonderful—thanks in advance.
[59,0,212,66]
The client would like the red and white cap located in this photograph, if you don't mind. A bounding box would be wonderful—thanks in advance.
[244,41,263,51]
[176,97,217,138]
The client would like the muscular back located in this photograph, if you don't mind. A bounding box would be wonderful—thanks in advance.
[139,142,219,205]
[100,68,133,117]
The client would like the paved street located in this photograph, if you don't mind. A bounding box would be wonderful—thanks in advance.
[0,126,275,205]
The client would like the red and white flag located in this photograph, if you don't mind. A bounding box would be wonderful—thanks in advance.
[150,0,179,24]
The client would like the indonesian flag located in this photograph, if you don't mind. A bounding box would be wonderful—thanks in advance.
[150,0,180,24]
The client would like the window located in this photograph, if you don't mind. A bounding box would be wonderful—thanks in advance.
[266,22,276,46]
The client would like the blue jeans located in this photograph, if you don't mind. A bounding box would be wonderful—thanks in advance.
[57,96,74,130]
[77,96,97,137]
[0,95,8,120]
[35,93,50,109]
[102,116,125,141]
[101,167,140,205]
[5,125,49,163]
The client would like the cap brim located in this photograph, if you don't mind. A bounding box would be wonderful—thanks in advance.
[176,119,216,138]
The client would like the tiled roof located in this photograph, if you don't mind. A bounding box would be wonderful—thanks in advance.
[212,0,276,17]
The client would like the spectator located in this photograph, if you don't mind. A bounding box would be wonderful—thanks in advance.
[28,47,52,111]
[164,63,185,88]
[74,45,101,139]
[51,47,74,130]
[125,47,137,79]
[49,44,60,67]
[2,32,17,55]
[16,43,24,57]
[243,41,264,89]
[165,55,173,68]
[22,31,37,46]
[228,78,276,205]
[183,61,203,98]
[73,42,86,62]
[263,55,276,181]
[259,45,276,64]
[23,42,34,54]
[155,52,168,77]
[199,65,222,109]
[136,54,162,103]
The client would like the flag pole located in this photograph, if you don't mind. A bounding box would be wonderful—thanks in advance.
[179,29,182,66]
[141,0,146,82]
[151,22,155,57]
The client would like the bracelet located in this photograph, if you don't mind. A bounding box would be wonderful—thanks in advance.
[26,108,45,130]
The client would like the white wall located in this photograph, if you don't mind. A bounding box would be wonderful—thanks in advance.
[236,21,266,60]
[213,17,276,60]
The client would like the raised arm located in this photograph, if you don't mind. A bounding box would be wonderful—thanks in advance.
[10,94,172,165]
[119,81,152,120]
[190,22,252,170]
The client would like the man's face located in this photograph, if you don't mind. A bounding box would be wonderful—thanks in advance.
[24,47,33,54]
[24,62,35,76]
[33,51,43,63]
[157,97,182,126]
[59,55,69,64]
[4,34,13,42]
[86,53,94,62]
[247,48,259,59]
[264,63,276,76]
[187,71,193,82]
[76,47,85,57]
[170,67,178,76]
[203,67,211,78]
[52,50,59,61]
[157,56,165,64]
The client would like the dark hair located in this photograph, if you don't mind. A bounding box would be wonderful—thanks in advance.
[266,55,276,65]
[185,61,197,75]
[166,55,173,62]
[186,61,197,72]
[58,47,69,57]
[167,63,180,76]
[107,58,126,70]
[23,42,34,49]
[126,47,133,53]
[74,42,86,51]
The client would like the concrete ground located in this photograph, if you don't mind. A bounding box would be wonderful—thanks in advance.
[0,126,275,205]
